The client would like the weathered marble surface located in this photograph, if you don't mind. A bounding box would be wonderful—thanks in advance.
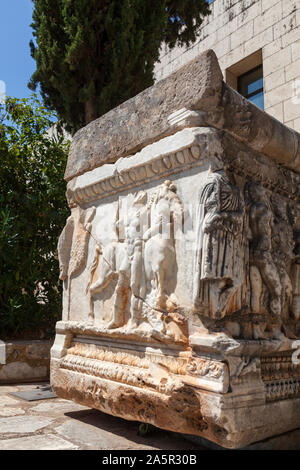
[0,384,201,450]
[65,50,300,181]
[52,50,300,449]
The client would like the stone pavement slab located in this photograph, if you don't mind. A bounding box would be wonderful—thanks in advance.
[0,434,78,450]
[0,416,53,434]
[0,382,203,450]
[0,395,21,406]
[31,400,88,414]
[54,409,201,451]
[0,407,25,417]
[0,386,19,393]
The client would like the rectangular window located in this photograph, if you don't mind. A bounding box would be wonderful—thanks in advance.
[238,65,264,110]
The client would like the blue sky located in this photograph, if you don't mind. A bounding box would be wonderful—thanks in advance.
[0,0,39,100]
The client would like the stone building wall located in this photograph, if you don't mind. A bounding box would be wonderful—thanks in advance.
[154,0,300,131]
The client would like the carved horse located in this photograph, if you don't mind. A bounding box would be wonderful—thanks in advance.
[87,241,129,327]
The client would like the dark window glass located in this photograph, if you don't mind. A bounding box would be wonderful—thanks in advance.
[238,65,264,110]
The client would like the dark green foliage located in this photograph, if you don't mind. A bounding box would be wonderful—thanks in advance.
[0,96,70,339]
[137,422,156,437]
[29,0,211,133]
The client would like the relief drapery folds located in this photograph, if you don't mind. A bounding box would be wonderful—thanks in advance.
[191,170,299,338]
[58,206,96,282]
[193,169,245,320]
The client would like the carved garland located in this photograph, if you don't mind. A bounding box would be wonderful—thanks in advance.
[68,146,300,207]
[69,143,210,205]
[60,354,174,394]
[67,342,188,375]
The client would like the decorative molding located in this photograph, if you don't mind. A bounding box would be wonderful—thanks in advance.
[61,341,229,394]
[60,354,175,394]
[261,355,300,382]
[226,156,300,203]
[167,108,204,127]
[67,128,300,207]
[261,354,300,401]
[186,357,226,380]
[265,378,300,402]
[69,143,208,205]
[67,342,188,375]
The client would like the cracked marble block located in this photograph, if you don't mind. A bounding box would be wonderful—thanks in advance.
[51,50,300,449]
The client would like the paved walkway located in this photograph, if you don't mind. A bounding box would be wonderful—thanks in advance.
[0,382,205,450]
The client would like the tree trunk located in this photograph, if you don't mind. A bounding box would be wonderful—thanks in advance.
[85,97,97,125]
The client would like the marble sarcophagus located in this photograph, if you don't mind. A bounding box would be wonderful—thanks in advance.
[51,50,300,449]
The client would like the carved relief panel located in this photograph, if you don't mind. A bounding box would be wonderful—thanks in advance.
[58,163,300,343]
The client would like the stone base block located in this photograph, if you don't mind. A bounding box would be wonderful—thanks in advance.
[0,340,52,384]
[51,326,300,449]
[184,428,300,450]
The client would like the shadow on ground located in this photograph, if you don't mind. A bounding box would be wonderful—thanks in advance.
[63,408,202,450]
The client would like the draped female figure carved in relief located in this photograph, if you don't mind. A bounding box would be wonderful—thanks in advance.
[193,170,245,319]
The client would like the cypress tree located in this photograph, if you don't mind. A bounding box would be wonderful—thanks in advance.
[29,0,211,133]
